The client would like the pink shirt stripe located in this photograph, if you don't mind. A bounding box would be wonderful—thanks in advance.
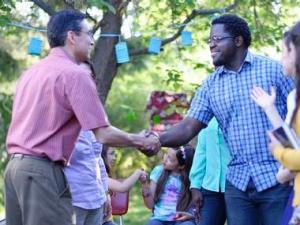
[6,47,109,163]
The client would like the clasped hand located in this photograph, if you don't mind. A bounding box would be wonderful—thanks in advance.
[138,130,161,157]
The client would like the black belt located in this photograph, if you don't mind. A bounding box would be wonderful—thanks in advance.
[10,153,64,167]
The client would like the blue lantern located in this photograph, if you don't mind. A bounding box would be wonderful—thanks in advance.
[148,37,161,54]
[181,31,192,46]
[115,42,129,63]
[28,37,43,56]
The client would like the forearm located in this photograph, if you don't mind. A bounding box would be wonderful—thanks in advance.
[264,105,284,129]
[93,126,143,148]
[141,183,154,209]
[159,117,205,147]
[108,171,140,192]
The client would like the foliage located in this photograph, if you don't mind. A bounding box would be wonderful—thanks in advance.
[0,49,20,82]
[0,0,300,220]
[0,0,15,26]
[0,92,12,205]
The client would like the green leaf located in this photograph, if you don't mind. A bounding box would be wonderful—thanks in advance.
[127,111,136,122]
[87,0,116,14]
[153,115,161,124]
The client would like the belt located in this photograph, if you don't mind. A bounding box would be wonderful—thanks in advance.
[10,153,64,167]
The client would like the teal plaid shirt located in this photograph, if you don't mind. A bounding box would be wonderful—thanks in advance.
[188,51,294,192]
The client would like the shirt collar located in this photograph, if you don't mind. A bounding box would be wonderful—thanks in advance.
[49,47,79,64]
[217,50,253,75]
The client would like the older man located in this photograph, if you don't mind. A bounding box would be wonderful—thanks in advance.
[5,10,160,225]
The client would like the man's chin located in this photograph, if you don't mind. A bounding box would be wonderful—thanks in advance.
[212,59,223,67]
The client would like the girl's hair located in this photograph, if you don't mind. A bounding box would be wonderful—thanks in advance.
[101,144,112,177]
[154,145,195,211]
[285,22,300,125]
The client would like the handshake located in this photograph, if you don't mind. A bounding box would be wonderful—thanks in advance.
[137,130,161,157]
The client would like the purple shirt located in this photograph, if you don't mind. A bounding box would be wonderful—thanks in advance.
[64,130,108,209]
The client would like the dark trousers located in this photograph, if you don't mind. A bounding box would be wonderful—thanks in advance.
[225,179,291,225]
[199,188,226,225]
[146,219,196,225]
[4,155,72,225]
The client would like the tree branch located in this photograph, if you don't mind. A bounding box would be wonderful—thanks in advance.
[129,0,239,56]
[92,19,103,34]
[63,0,75,9]
[117,0,132,14]
[30,0,56,15]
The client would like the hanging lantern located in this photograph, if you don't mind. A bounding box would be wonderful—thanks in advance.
[181,31,192,46]
[115,42,129,63]
[28,37,43,56]
[148,37,162,54]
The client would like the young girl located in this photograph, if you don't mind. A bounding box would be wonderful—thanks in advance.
[141,145,195,225]
[253,22,300,225]
[101,145,147,225]
[64,62,108,225]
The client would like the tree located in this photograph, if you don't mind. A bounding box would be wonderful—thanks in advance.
[2,0,299,103]
[17,0,238,103]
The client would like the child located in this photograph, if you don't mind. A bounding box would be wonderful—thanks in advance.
[189,117,230,225]
[64,61,108,225]
[101,146,147,225]
[141,145,195,225]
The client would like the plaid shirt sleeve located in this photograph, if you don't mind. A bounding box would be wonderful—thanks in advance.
[187,77,214,125]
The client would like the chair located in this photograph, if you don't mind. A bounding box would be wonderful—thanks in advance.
[111,190,129,225]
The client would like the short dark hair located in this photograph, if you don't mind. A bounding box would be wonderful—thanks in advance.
[212,14,252,48]
[47,10,86,48]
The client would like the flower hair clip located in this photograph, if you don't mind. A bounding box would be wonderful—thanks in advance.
[180,146,186,160]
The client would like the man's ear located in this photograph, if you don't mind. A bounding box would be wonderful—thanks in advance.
[66,30,77,45]
[235,36,244,47]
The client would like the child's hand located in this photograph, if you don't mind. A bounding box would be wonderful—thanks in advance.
[174,211,194,221]
[103,195,112,221]
[138,169,148,184]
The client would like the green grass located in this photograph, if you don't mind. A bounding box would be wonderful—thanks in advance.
[114,185,151,225]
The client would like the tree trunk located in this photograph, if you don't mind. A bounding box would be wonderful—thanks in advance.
[93,0,123,104]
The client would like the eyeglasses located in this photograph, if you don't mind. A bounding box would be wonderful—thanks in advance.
[76,30,94,38]
[207,36,235,44]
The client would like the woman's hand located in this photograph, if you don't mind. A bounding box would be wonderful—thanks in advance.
[276,166,295,184]
[268,131,283,153]
[251,86,276,111]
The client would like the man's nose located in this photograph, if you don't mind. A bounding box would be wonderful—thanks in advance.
[90,39,95,46]
[209,41,216,49]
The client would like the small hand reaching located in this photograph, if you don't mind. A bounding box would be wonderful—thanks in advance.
[138,169,148,184]
[174,211,194,221]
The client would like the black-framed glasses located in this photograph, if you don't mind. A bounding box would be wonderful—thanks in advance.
[207,36,235,44]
